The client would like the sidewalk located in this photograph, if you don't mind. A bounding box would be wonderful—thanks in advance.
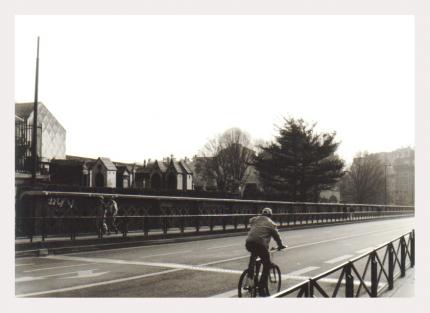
[383,268,415,297]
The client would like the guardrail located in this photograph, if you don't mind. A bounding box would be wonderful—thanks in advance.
[272,230,415,298]
[16,191,414,243]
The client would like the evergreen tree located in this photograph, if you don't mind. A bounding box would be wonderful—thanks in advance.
[253,118,345,202]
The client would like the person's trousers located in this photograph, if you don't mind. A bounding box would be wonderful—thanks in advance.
[245,241,271,291]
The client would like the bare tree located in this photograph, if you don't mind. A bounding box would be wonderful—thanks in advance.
[342,152,385,204]
[195,128,255,193]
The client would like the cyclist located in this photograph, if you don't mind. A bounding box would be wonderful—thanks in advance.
[245,207,287,297]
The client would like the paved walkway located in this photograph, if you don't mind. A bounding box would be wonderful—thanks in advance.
[383,268,414,297]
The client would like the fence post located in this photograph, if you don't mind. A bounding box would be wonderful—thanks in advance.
[388,243,394,290]
[195,215,200,233]
[411,230,415,268]
[143,216,149,238]
[345,263,354,297]
[309,279,314,297]
[122,216,128,238]
[163,216,167,235]
[400,237,406,277]
[371,251,378,297]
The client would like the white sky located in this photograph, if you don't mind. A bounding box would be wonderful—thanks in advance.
[14,15,414,164]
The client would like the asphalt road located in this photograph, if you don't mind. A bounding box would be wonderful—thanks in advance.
[15,217,414,297]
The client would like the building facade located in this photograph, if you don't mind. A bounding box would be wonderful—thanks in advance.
[15,102,66,162]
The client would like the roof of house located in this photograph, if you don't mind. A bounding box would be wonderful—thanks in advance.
[98,157,117,171]
[169,160,184,174]
[179,161,192,174]
[15,102,38,120]
[116,165,130,175]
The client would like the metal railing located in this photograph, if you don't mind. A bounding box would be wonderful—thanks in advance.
[272,230,415,297]
[15,191,414,243]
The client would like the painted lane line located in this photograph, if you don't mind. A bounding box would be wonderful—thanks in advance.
[355,247,375,254]
[207,244,240,250]
[139,250,192,259]
[286,266,320,276]
[24,263,90,273]
[15,263,35,267]
[47,255,243,275]
[325,254,354,264]
[16,268,182,297]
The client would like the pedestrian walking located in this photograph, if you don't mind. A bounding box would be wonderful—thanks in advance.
[95,196,108,236]
[105,196,119,235]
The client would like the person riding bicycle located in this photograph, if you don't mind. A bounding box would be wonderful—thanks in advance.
[245,207,287,297]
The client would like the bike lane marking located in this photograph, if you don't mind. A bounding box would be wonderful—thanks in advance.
[325,254,354,264]
[286,266,320,276]
[139,250,192,259]
[207,244,240,250]
[24,263,90,273]
[16,269,99,283]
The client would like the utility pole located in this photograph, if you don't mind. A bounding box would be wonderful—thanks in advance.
[31,36,40,183]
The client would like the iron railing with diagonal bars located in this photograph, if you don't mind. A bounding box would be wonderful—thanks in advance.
[272,230,415,298]
[16,191,414,243]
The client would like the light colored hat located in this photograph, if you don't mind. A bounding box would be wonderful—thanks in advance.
[262,207,273,216]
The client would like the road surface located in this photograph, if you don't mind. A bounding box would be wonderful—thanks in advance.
[15,217,414,297]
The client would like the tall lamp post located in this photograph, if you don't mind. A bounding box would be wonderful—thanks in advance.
[384,164,392,206]
[31,36,40,184]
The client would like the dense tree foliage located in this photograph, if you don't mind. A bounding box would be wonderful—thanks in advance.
[253,118,345,202]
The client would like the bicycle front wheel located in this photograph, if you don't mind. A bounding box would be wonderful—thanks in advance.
[267,265,282,296]
[238,269,257,298]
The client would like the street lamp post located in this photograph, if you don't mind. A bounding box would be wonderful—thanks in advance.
[31,36,40,184]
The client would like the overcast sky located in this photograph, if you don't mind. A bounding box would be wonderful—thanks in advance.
[15,15,414,164]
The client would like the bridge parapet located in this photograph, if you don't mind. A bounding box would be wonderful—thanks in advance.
[16,190,415,242]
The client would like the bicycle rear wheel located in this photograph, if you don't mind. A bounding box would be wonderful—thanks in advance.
[238,269,257,298]
[266,264,282,296]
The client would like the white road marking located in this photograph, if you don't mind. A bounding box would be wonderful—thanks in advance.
[207,244,240,250]
[46,255,243,275]
[139,250,192,259]
[355,247,375,255]
[61,270,108,279]
[16,276,43,283]
[286,266,320,276]
[16,269,98,283]
[325,254,354,264]
[15,263,35,267]
[24,263,89,273]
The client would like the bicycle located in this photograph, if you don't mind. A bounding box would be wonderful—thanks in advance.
[238,246,286,297]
